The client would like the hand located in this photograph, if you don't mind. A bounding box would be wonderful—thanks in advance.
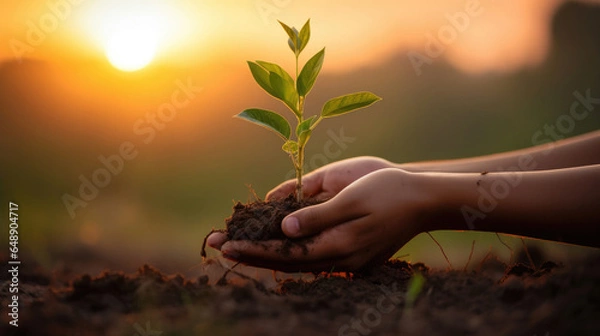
[207,168,435,272]
[266,156,394,200]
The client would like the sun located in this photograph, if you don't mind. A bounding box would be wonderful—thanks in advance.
[83,1,172,72]
[104,22,157,72]
[101,13,160,72]
[80,1,201,72]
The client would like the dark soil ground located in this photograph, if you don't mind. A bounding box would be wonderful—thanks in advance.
[1,250,599,336]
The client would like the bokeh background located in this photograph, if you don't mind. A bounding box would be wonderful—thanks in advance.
[1,0,599,274]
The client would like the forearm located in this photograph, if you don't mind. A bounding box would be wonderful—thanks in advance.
[416,164,600,247]
[398,130,600,173]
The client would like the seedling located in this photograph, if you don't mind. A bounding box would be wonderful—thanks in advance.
[236,19,382,201]
[405,272,425,309]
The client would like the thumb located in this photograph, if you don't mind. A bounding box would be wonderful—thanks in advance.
[266,172,325,200]
[266,179,296,200]
[282,196,366,238]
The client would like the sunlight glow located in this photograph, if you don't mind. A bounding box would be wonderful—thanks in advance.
[82,1,189,71]
[104,17,157,71]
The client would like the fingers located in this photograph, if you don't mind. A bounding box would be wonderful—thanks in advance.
[266,179,296,200]
[266,172,325,200]
[219,227,358,272]
[282,194,368,238]
[299,172,325,198]
[219,216,375,272]
[206,232,228,250]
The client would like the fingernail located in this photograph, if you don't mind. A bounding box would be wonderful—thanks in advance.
[222,250,240,260]
[283,216,300,236]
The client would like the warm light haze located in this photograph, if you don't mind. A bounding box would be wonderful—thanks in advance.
[2,1,600,333]
[1,0,599,291]
[1,0,599,72]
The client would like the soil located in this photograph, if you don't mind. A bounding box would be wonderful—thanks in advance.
[1,250,599,336]
[203,195,322,257]
[226,195,320,241]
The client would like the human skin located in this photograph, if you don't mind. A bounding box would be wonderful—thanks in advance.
[207,130,600,272]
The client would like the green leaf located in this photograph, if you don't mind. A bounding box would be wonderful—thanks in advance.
[269,72,299,115]
[321,91,382,118]
[247,61,277,97]
[256,61,294,84]
[249,61,299,115]
[279,21,299,53]
[298,19,311,53]
[282,140,299,154]
[295,116,316,136]
[296,116,316,146]
[235,108,291,140]
[257,61,298,111]
[288,27,299,53]
[297,48,325,96]
[406,272,425,307]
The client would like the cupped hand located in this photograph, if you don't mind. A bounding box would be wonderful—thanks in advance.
[266,156,394,201]
[207,168,435,272]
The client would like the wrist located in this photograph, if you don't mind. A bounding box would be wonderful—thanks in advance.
[395,162,420,173]
[408,172,472,233]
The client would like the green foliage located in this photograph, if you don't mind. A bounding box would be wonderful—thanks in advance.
[297,48,325,96]
[405,272,425,309]
[247,61,299,116]
[235,19,382,201]
[236,109,291,140]
[321,92,382,118]
[296,116,316,146]
[282,140,299,154]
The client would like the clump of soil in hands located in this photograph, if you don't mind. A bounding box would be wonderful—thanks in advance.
[226,194,320,241]
[202,195,322,257]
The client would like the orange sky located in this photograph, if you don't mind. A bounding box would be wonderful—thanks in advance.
[1,0,600,74]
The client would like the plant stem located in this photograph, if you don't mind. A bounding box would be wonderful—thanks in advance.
[295,53,299,82]
[309,116,323,131]
[296,95,305,202]
[295,52,304,202]
[295,145,304,202]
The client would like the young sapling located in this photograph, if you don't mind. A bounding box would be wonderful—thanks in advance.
[236,19,382,202]
[201,20,382,259]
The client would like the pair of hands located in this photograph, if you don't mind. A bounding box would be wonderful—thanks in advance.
[207,157,431,272]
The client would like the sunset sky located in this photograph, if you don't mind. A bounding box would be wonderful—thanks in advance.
[2,0,599,73]
[2,0,599,271]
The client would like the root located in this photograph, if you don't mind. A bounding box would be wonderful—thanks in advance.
[217,261,240,285]
[520,238,537,270]
[463,240,476,271]
[218,261,253,283]
[186,261,205,273]
[477,246,494,270]
[245,183,262,202]
[201,228,227,259]
[426,232,453,269]
[215,260,267,291]
[495,233,514,264]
